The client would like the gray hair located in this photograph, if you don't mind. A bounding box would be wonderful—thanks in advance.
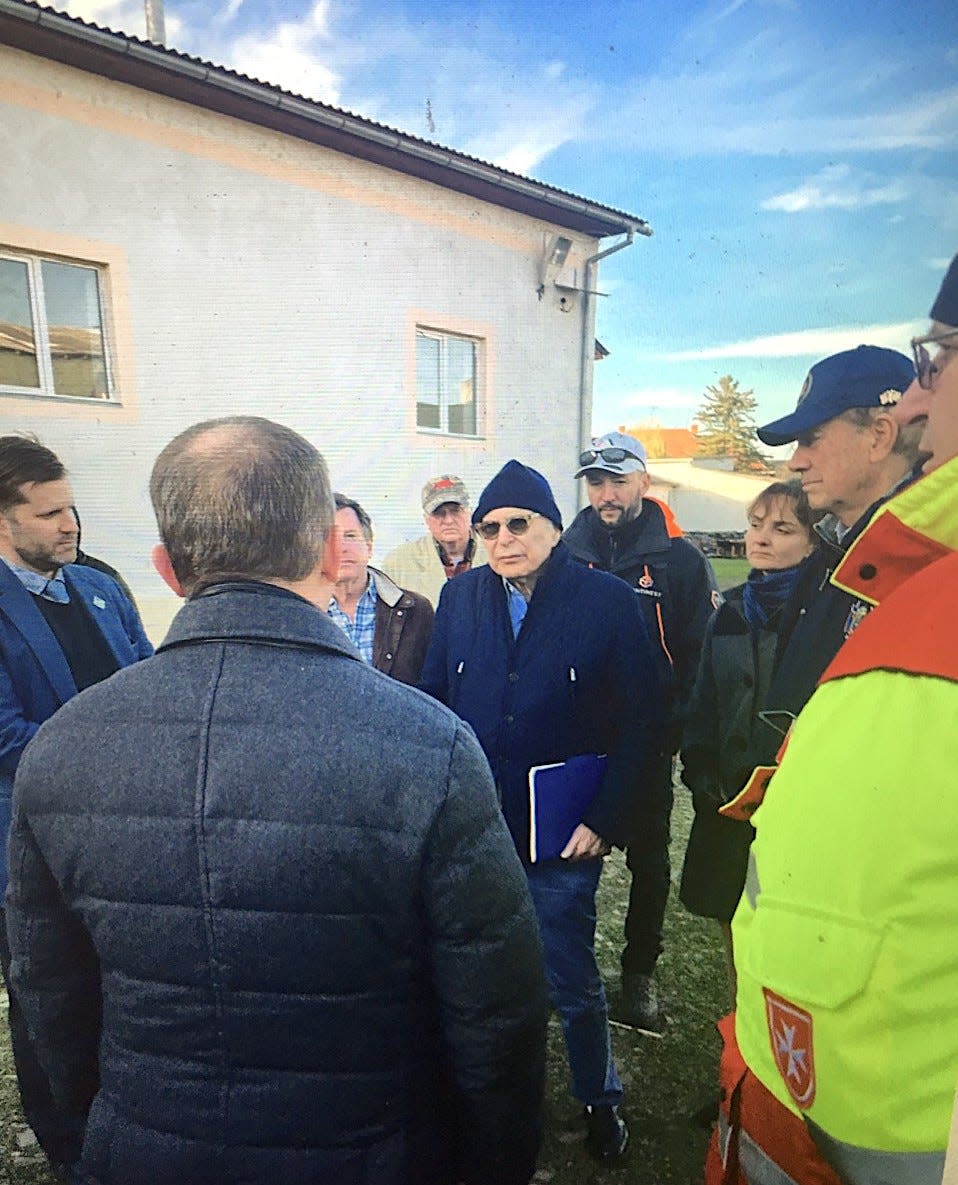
[150,416,333,592]
[841,407,924,463]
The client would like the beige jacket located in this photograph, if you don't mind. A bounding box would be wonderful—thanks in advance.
[380,534,485,608]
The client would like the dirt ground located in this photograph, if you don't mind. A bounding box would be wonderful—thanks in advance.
[0,786,727,1184]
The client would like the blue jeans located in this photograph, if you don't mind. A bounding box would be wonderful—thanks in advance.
[525,859,623,1107]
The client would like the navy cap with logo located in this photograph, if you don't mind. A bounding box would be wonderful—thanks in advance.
[931,253,958,328]
[756,345,916,447]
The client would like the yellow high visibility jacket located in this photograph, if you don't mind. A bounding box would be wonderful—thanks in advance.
[734,455,958,1183]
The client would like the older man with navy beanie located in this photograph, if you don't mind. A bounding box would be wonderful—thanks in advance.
[421,460,665,1163]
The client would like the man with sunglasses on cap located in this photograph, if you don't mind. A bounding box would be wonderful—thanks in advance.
[381,475,486,608]
[564,431,719,1036]
[705,255,958,1185]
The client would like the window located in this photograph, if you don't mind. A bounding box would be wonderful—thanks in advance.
[416,328,479,436]
[0,251,113,401]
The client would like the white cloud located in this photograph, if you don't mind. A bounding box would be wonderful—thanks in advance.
[761,164,907,213]
[605,386,704,410]
[53,0,146,37]
[662,320,924,361]
[465,85,593,173]
[602,19,958,158]
[224,1,340,102]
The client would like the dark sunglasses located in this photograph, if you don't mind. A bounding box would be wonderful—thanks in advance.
[911,328,958,390]
[475,512,541,540]
[578,446,641,467]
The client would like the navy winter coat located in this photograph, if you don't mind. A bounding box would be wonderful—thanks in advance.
[7,582,548,1185]
[747,505,883,770]
[419,543,665,854]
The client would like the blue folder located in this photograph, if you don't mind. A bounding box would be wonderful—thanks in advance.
[527,753,608,863]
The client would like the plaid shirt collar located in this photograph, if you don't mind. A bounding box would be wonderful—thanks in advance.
[327,577,378,663]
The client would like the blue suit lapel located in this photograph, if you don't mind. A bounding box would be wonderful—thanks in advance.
[0,564,77,704]
[64,568,127,667]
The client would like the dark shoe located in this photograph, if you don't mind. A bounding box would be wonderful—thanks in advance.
[585,1104,629,1160]
[619,972,667,1037]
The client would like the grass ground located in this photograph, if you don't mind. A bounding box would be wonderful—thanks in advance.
[0,787,727,1184]
[710,556,750,591]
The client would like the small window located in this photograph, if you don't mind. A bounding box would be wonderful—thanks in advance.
[416,328,480,436]
[0,251,113,401]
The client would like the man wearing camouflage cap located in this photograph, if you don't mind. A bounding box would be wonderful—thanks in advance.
[381,475,486,607]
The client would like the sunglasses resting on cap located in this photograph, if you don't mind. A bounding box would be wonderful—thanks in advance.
[578,447,642,467]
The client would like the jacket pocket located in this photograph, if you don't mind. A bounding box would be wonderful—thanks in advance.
[738,898,884,1009]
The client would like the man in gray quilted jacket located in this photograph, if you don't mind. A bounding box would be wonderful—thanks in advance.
[6,416,549,1185]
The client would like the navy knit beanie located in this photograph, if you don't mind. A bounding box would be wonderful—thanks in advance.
[931,254,958,328]
[472,460,563,530]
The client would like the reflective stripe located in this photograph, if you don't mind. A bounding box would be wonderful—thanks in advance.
[717,1105,734,1167]
[743,849,761,909]
[717,1108,802,1185]
[807,1120,946,1185]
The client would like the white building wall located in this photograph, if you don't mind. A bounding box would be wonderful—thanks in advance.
[0,46,601,639]
[648,461,776,533]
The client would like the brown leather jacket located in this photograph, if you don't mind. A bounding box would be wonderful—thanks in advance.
[370,567,435,686]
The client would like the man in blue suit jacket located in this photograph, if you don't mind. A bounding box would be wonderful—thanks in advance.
[0,434,152,1173]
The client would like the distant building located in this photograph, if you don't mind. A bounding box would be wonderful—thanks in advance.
[622,422,701,461]
[646,459,773,535]
[620,421,773,538]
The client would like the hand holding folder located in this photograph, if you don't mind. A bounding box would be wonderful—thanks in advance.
[527,753,608,863]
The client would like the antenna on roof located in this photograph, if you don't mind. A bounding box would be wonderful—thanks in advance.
[144,0,166,45]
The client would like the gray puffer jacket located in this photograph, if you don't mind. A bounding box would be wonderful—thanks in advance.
[7,581,548,1185]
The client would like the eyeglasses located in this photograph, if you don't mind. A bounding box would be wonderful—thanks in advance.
[911,327,958,390]
[578,447,641,467]
[428,504,466,520]
[475,512,541,540]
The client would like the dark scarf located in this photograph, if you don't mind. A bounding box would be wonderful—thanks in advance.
[742,564,804,632]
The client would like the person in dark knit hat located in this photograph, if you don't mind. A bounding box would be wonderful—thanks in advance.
[706,252,958,1185]
[421,460,666,1163]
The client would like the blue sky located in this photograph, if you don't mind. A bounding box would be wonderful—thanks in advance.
[56,0,958,434]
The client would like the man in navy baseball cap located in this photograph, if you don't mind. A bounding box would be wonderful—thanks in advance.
[741,342,925,835]
[756,345,918,526]
[757,345,915,447]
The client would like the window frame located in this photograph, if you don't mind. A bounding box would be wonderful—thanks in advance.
[414,325,483,439]
[0,247,116,403]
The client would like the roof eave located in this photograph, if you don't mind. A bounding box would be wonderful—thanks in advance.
[0,0,650,240]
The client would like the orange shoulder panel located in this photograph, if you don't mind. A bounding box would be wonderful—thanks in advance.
[822,550,958,684]
[832,510,951,606]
